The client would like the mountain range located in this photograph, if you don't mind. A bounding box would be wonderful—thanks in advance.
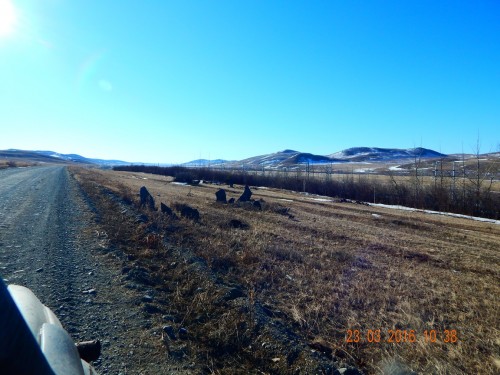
[202,147,447,169]
[1,147,453,168]
[1,149,131,166]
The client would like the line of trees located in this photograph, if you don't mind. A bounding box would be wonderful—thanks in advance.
[114,160,499,219]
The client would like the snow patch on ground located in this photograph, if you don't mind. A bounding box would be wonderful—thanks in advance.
[171,182,188,186]
[389,165,404,171]
[307,198,334,202]
[278,198,294,202]
[369,203,500,225]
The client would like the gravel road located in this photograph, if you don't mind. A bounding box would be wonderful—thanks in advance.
[0,166,186,374]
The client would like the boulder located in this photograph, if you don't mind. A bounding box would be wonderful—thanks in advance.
[139,186,155,210]
[228,198,235,204]
[174,203,200,221]
[160,203,177,219]
[253,200,262,210]
[215,189,227,203]
[238,185,252,202]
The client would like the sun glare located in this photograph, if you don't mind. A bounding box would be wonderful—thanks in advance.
[0,0,17,37]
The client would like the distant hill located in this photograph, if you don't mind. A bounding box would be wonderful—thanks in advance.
[220,150,342,169]
[193,147,447,169]
[2,150,130,166]
[182,159,229,167]
[329,147,446,162]
[2,147,452,170]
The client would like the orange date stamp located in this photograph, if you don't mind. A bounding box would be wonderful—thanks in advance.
[345,329,458,344]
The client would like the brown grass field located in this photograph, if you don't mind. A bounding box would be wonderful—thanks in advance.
[0,160,34,169]
[71,167,499,374]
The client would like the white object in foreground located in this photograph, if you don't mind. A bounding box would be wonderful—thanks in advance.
[0,280,98,375]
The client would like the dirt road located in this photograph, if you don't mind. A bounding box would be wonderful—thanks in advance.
[0,166,186,374]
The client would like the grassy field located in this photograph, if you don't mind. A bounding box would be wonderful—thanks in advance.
[72,167,500,374]
[0,160,34,169]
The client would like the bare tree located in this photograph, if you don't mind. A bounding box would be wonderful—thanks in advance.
[411,147,424,207]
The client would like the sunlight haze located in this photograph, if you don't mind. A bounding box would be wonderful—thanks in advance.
[0,0,16,36]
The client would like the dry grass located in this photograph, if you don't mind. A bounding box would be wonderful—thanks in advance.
[0,160,35,169]
[71,167,500,374]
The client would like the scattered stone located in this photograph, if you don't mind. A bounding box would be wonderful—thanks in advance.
[228,198,235,204]
[143,303,162,314]
[162,325,177,340]
[142,295,153,303]
[76,340,101,362]
[337,368,364,375]
[215,189,227,203]
[139,186,156,210]
[238,185,252,202]
[178,327,188,339]
[35,267,43,273]
[124,266,157,286]
[228,219,249,230]
[174,204,200,221]
[160,203,177,219]
[82,289,96,295]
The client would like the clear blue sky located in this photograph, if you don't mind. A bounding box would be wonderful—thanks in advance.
[0,0,499,163]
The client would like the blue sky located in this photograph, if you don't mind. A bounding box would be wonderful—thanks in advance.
[0,0,499,163]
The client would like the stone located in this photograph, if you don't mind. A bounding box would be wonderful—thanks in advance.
[160,203,177,219]
[253,200,262,210]
[238,185,252,202]
[124,266,157,286]
[76,340,101,362]
[162,325,177,340]
[143,303,161,314]
[139,186,155,210]
[228,219,249,230]
[178,327,188,339]
[228,198,235,204]
[215,189,227,203]
[337,368,364,375]
[174,204,200,221]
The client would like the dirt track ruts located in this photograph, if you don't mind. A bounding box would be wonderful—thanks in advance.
[0,166,188,374]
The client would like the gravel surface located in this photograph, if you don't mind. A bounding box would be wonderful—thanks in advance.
[0,166,188,374]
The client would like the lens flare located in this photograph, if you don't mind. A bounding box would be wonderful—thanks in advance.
[0,0,17,36]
